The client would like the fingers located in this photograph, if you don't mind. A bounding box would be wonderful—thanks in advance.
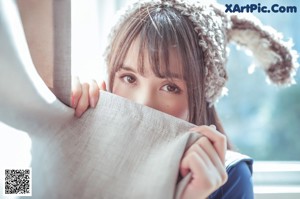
[71,76,82,108]
[71,77,103,118]
[180,141,209,177]
[190,125,227,164]
[75,83,90,117]
[179,136,228,199]
[180,137,225,179]
[89,80,100,108]
[210,124,216,130]
[99,80,107,91]
[180,152,223,198]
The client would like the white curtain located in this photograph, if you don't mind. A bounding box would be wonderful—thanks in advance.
[0,0,128,173]
[72,0,129,82]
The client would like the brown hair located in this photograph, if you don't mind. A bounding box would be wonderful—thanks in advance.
[106,5,232,149]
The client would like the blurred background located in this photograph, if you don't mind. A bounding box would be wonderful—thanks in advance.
[217,0,300,161]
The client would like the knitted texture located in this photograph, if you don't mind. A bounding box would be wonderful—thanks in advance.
[104,0,299,105]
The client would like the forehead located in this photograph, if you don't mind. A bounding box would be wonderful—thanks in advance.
[123,37,184,79]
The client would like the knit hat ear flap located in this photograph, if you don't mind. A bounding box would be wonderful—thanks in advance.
[227,13,299,85]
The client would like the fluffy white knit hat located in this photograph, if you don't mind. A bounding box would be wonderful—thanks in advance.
[105,0,299,105]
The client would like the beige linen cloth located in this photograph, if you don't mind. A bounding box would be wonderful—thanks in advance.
[0,1,201,198]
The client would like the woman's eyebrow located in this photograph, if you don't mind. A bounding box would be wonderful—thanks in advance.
[163,73,182,79]
[159,72,183,79]
[120,65,137,73]
[120,64,183,79]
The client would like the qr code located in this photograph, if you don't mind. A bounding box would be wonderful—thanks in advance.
[4,168,32,196]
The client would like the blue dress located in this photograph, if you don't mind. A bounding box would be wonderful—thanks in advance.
[209,151,254,199]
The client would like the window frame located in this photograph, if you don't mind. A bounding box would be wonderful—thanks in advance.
[253,161,300,199]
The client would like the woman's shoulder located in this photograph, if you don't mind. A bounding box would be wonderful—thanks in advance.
[225,150,253,173]
[209,150,254,199]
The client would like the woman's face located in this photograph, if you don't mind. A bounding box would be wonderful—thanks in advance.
[112,40,189,121]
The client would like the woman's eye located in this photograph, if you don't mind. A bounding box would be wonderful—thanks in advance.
[122,75,136,84]
[162,84,181,94]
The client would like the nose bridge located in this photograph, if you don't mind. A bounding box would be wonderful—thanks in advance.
[135,86,156,109]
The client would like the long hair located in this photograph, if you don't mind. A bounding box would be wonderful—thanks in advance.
[106,5,232,149]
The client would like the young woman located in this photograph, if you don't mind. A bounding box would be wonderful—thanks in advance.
[71,0,298,198]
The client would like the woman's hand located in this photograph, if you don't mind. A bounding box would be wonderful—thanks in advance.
[71,76,106,117]
[180,125,228,199]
